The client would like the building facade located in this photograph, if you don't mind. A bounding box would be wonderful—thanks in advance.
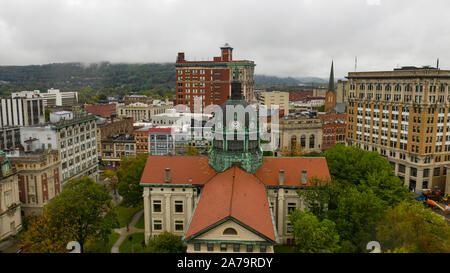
[99,135,135,169]
[8,149,61,216]
[0,153,21,241]
[175,44,255,111]
[279,114,323,154]
[346,66,450,192]
[2,91,45,127]
[85,103,117,118]
[40,88,78,107]
[0,127,21,151]
[318,113,347,150]
[20,113,98,184]
[124,95,152,105]
[259,91,289,116]
[117,103,170,122]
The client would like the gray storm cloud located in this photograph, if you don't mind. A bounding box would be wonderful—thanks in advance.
[0,0,449,78]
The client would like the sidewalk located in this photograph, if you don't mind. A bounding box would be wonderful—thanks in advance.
[111,209,144,253]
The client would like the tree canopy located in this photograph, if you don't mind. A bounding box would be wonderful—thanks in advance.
[44,176,117,253]
[117,154,148,207]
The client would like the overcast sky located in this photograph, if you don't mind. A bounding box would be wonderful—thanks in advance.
[0,0,449,78]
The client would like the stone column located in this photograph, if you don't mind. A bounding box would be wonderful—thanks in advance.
[143,188,151,243]
[164,193,172,232]
[277,189,285,240]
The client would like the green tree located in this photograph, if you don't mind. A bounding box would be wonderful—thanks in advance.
[324,144,412,205]
[289,210,340,253]
[102,170,118,195]
[377,201,450,253]
[45,108,51,122]
[19,207,77,253]
[45,177,117,253]
[117,154,148,207]
[143,232,187,253]
[328,185,386,252]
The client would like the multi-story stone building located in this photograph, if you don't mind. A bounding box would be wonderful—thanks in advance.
[8,147,61,216]
[99,135,135,169]
[140,79,331,253]
[175,44,256,111]
[0,153,21,240]
[135,126,151,155]
[117,102,170,122]
[20,112,98,184]
[2,91,45,127]
[346,66,450,192]
[279,114,323,154]
[319,113,347,151]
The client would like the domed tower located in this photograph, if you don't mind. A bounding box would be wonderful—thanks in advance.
[208,70,263,173]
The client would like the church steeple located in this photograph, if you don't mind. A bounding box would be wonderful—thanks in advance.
[328,61,335,93]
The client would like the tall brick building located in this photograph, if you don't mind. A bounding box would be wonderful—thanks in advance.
[175,44,255,112]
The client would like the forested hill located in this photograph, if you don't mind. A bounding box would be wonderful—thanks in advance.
[0,62,177,102]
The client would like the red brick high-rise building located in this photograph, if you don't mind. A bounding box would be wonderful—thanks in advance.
[175,44,255,112]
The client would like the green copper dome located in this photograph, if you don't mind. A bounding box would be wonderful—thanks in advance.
[208,80,263,173]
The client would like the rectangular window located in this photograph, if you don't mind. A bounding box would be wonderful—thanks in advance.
[246,245,253,253]
[233,244,240,253]
[194,243,201,251]
[175,200,183,213]
[207,243,214,252]
[434,167,440,177]
[287,203,296,214]
[153,220,162,230]
[260,245,267,253]
[153,200,161,212]
[175,220,184,231]
[220,244,227,252]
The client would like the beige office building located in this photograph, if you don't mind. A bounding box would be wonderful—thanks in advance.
[346,66,450,193]
[117,103,171,122]
[259,91,289,115]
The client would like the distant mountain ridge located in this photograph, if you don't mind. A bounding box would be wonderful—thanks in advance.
[254,74,328,86]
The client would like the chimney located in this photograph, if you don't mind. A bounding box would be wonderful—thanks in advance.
[301,170,307,185]
[177,52,185,63]
[278,170,284,186]
[165,168,171,183]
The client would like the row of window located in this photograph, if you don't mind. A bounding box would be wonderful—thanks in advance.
[193,243,267,253]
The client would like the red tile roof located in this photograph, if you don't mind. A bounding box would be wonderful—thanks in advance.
[184,166,277,242]
[140,156,331,186]
[254,157,331,186]
[140,156,216,185]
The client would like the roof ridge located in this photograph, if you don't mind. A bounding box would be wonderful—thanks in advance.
[228,166,236,217]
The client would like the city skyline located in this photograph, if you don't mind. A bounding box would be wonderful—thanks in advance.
[0,0,449,78]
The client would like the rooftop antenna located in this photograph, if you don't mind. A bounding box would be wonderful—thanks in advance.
[437,58,439,69]
[354,56,357,72]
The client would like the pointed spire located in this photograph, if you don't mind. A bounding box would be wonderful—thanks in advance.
[328,61,335,93]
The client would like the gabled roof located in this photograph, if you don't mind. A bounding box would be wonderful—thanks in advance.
[140,156,331,186]
[183,166,277,243]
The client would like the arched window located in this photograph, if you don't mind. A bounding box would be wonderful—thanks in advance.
[300,135,306,148]
[223,228,238,235]
[309,135,315,148]
[290,135,297,149]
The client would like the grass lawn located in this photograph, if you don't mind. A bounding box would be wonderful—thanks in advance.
[274,245,298,253]
[85,232,120,253]
[110,203,143,228]
[119,232,146,253]
[135,214,145,229]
